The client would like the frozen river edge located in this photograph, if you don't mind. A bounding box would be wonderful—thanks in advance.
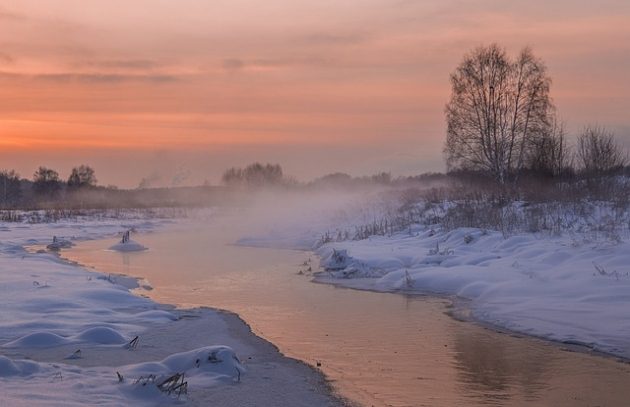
[0,218,349,407]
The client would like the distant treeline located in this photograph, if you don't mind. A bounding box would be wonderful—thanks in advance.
[0,165,99,208]
[221,159,630,192]
[221,162,449,189]
[3,156,630,211]
[0,165,245,210]
[0,160,448,210]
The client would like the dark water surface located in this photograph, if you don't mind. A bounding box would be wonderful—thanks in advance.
[63,223,630,407]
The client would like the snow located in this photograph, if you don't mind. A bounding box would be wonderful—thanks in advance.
[46,237,74,251]
[121,345,243,387]
[315,225,630,357]
[0,346,242,406]
[3,327,128,348]
[108,239,148,252]
[109,240,147,252]
[0,212,345,407]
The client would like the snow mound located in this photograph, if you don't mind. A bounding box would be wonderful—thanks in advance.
[320,249,352,270]
[3,332,70,348]
[0,346,243,404]
[75,327,127,345]
[3,326,128,348]
[123,345,244,386]
[109,239,147,252]
[46,237,74,251]
[318,248,382,278]
[0,356,40,377]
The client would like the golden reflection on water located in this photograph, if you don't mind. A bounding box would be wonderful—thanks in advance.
[63,224,630,407]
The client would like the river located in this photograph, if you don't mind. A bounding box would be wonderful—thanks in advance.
[62,221,630,407]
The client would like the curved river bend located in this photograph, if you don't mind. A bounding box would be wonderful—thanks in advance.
[63,224,630,407]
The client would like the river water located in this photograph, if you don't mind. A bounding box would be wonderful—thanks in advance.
[62,222,630,407]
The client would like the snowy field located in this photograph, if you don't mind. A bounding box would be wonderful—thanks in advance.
[315,224,630,358]
[0,212,344,407]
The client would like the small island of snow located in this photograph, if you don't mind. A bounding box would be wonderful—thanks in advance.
[46,236,74,251]
[108,230,147,252]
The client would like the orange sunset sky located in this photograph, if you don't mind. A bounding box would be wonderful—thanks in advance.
[1,0,629,187]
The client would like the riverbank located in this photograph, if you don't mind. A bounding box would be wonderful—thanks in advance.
[0,216,348,406]
[314,224,630,359]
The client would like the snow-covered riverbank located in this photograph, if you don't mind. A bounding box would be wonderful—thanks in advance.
[0,215,346,406]
[315,225,630,358]
[227,190,630,359]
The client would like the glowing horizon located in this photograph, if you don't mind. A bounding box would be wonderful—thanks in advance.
[1,0,629,187]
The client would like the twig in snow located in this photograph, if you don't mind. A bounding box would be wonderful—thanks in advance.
[593,262,628,280]
[126,335,139,350]
[158,373,188,396]
[134,374,156,386]
[65,349,82,359]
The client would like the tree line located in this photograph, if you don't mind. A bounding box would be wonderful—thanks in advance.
[444,44,627,183]
[221,163,291,187]
[219,163,434,189]
[0,165,97,207]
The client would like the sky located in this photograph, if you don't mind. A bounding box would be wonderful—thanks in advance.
[0,0,629,188]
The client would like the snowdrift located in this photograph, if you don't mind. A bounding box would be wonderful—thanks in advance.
[316,226,630,357]
[0,216,245,407]
[3,327,127,348]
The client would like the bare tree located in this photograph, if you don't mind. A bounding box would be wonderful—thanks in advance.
[222,163,284,187]
[577,125,627,175]
[67,165,97,189]
[33,167,62,197]
[0,170,22,206]
[527,119,572,177]
[444,44,553,183]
